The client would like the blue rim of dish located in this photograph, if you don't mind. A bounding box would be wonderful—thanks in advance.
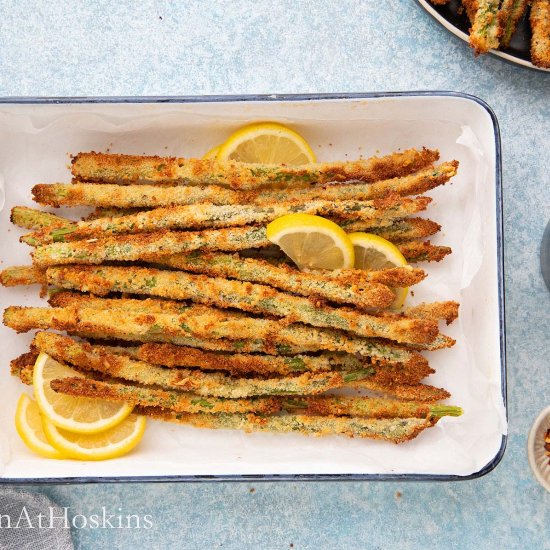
[0,92,507,484]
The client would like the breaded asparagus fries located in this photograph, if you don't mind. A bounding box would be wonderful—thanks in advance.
[2,144,462,446]
[429,0,548,67]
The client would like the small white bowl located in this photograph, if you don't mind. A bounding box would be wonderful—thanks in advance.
[528,406,550,493]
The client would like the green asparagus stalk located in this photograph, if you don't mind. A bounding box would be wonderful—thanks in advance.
[10,206,72,231]
[45,265,439,342]
[470,0,502,54]
[33,161,457,208]
[397,241,452,263]
[50,377,282,414]
[4,301,427,367]
[137,408,438,443]
[282,395,462,418]
[71,148,440,190]
[0,265,47,287]
[30,196,429,245]
[29,332,345,397]
[31,225,271,265]
[154,251,426,297]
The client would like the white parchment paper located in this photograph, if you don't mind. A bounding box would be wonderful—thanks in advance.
[0,97,507,479]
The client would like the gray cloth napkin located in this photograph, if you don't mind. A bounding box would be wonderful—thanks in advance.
[0,489,73,550]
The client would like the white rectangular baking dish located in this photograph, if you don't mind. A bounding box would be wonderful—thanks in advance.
[0,93,506,482]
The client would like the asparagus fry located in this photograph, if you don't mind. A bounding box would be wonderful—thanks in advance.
[0,265,47,287]
[498,0,529,47]
[247,161,457,204]
[135,343,340,375]
[12,343,442,404]
[397,241,452,263]
[29,332,346,397]
[50,377,282,414]
[469,0,502,54]
[84,207,147,219]
[31,224,451,267]
[155,251,426,295]
[11,206,71,232]
[30,195,430,244]
[347,378,451,402]
[47,292,426,363]
[404,301,459,325]
[77,206,441,247]
[339,218,441,243]
[31,226,271,266]
[136,408,438,443]
[136,343,433,383]
[45,265,440,342]
[462,0,479,23]
[531,0,550,68]
[5,303,428,367]
[282,395,462,419]
[35,161,457,208]
[71,148,440,190]
[52,377,460,419]
[10,352,38,382]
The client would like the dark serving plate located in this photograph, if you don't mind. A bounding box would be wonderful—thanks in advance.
[417,0,550,72]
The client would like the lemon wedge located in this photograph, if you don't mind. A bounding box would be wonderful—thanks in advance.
[33,352,134,434]
[267,214,354,270]
[15,393,65,459]
[42,414,146,461]
[216,122,316,164]
[348,232,409,308]
[203,144,221,159]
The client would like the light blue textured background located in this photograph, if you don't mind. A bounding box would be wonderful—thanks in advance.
[1,1,549,549]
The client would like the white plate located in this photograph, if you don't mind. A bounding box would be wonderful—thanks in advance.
[0,93,507,482]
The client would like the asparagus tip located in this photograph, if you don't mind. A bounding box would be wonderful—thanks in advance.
[429,405,463,418]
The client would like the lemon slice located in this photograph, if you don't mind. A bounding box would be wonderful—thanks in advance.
[216,122,316,164]
[267,214,354,270]
[348,232,409,308]
[203,144,221,159]
[42,414,146,461]
[33,352,134,434]
[15,393,65,459]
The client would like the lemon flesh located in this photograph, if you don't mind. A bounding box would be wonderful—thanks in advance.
[15,393,65,459]
[348,232,409,308]
[33,352,134,434]
[216,122,316,164]
[267,214,354,270]
[42,414,146,461]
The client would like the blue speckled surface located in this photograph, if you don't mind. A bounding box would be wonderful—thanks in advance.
[0,1,549,549]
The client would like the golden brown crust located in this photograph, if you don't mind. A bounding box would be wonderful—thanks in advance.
[498,0,529,47]
[397,240,452,263]
[405,301,459,325]
[45,265,439,342]
[136,408,437,443]
[352,379,451,402]
[136,343,325,376]
[0,265,47,287]
[33,161,458,209]
[71,148,440,190]
[469,0,502,55]
[10,352,38,379]
[462,0,480,24]
[531,0,550,68]
[50,377,282,415]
